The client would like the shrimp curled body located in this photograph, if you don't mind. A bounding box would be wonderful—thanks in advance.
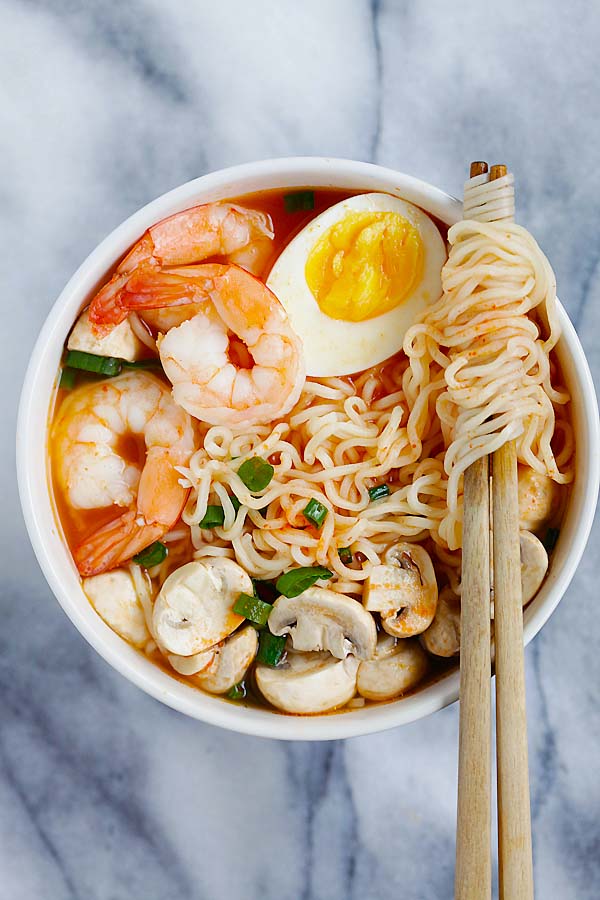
[89,202,306,427]
[52,371,195,576]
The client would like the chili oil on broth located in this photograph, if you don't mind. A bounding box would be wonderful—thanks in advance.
[46,186,570,715]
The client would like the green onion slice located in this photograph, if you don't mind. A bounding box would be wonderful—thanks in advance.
[121,358,163,370]
[133,541,168,567]
[59,367,76,389]
[233,592,273,626]
[543,527,560,553]
[276,566,333,599]
[303,498,328,529]
[257,632,287,666]
[65,350,122,377]
[338,547,353,565]
[227,682,246,700]
[284,190,315,213]
[199,505,225,528]
[368,483,391,502]
[230,495,242,513]
[237,457,274,492]
[252,578,279,605]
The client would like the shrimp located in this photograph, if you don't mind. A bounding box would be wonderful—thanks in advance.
[95,263,306,427]
[52,371,195,576]
[89,202,274,332]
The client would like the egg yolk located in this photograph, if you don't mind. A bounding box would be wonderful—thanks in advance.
[305,211,423,322]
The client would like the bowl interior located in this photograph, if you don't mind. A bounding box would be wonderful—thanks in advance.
[17,158,599,740]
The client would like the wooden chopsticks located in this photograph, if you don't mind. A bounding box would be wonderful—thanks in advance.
[455,162,534,900]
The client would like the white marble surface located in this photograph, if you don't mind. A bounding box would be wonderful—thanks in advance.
[2,1,600,897]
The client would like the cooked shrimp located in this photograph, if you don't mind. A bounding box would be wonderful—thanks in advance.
[89,202,273,332]
[52,371,195,576]
[99,263,306,427]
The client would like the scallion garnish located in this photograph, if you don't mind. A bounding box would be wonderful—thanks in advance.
[252,578,279,605]
[227,682,246,700]
[59,367,76,389]
[237,457,274,492]
[121,358,163,370]
[283,190,315,213]
[199,505,225,528]
[65,350,122,377]
[133,541,168,567]
[230,495,242,513]
[368,483,390,502]
[543,527,560,553]
[276,566,333,599]
[302,498,328,529]
[338,547,353,565]
[233,592,273,626]
[257,631,287,666]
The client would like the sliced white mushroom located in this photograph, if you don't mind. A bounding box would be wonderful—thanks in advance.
[255,651,359,714]
[519,531,549,605]
[153,558,250,656]
[421,588,461,657]
[83,567,151,647]
[490,530,549,616]
[67,306,144,362]
[167,647,216,676]
[363,542,438,637]
[357,635,429,701]
[193,626,259,694]
[267,587,377,660]
[517,467,560,534]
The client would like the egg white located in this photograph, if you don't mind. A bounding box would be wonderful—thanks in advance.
[266,192,447,377]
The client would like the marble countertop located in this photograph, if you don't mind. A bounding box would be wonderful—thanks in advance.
[2,2,599,898]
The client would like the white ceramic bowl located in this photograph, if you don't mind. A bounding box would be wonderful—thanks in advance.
[17,157,599,740]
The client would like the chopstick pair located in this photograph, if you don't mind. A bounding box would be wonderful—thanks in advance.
[455,163,534,900]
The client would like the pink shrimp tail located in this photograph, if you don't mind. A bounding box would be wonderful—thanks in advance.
[89,235,158,333]
[74,510,165,576]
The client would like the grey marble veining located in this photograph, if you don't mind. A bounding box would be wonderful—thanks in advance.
[2,1,599,898]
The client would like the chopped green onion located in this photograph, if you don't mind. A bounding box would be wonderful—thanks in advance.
[303,498,328,529]
[237,457,274,492]
[543,527,560,553]
[133,541,168,567]
[368,483,391,502]
[233,592,273,626]
[284,190,315,213]
[338,547,353,565]
[276,566,333,599]
[230,495,242,513]
[65,350,122,377]
[121,358,163,370]
[257,631,287,666]
[199,505,225,528]
[59,367,76,389]
[252,578,279,605]
[227,682,246,700]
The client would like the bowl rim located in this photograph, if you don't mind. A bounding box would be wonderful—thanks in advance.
[17,156,600,740]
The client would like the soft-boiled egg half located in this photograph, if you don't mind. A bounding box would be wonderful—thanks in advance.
[267,192,447,376]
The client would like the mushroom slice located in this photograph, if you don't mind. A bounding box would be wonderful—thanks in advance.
[255,651,359,714]
[517,466,560,533]
[153,558,250,656]
[267,587,377,660]
[364,543,438,638]
[490,530,549,617]
[421,588,461,657]
[194,627,259,695]
[519,530,548,606]
[83,567,150,647]
[357,635,429,701]
[167,648,216,676]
